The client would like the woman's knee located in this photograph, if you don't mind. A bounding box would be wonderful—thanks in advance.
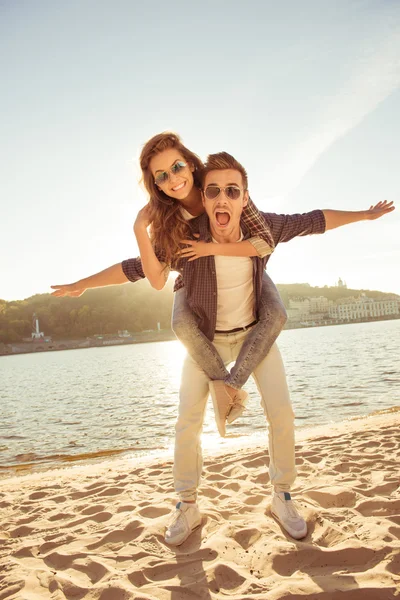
[172,304,199,338]
[172,292,199,339]
[270,299,288,327]
[259,298,287,328]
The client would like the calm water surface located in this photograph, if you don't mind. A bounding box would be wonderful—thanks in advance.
[1,320,399,476]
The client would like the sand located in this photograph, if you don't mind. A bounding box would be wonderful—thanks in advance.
[0,411,399,600]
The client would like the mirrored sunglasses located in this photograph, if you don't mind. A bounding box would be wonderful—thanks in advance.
[154,161,188,186]
[204,185,243,201]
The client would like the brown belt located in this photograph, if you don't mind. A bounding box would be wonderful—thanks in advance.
[215,319,258,334]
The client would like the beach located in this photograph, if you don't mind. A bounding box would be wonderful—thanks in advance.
[1,410,399,600]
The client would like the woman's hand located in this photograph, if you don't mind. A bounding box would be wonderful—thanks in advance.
[180,236,212,261]
[134,205,153,232]
[51,283,87,297]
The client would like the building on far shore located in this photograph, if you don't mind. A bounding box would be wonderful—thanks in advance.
[329,295,399,322]
[287,297,330,324]
[287,294,400,326]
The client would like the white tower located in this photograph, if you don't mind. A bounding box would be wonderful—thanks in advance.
[32,313,44,340]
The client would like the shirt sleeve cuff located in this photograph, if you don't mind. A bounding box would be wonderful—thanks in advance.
[121,258,144,282]
[247,236,274,258]
[313,209,326,233]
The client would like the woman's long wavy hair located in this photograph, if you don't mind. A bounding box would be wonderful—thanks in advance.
[140,132,203,265]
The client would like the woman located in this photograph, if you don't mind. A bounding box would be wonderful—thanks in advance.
[129,132,287,431]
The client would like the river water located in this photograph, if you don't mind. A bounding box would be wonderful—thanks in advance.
[1,320,399,476]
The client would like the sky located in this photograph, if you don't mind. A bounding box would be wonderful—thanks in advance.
[1,0,399,301]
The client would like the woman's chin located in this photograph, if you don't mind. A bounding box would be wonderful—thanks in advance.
[171,180,196,200]
[171,191,191,204]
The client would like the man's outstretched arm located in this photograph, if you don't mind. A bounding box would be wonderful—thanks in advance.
[263,200,395,245]
[51,260,142,298]
[323,200,395,231]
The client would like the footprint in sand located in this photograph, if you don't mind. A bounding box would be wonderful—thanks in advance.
[138,506,171,518]
[355,498,400,517]
[244,494,265,506]
[305,487,357,509]
[28,491,47,500]
[9,525,34,538]
[234,527,262,549]
[86,519,144,549]
[81,504,106,515]
[213,564,246,591]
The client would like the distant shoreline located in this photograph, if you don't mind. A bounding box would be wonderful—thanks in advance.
[1,315,399,357]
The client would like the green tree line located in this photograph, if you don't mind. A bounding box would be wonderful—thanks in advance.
[0,281,397,344]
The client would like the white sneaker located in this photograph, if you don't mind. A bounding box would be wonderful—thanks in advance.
[271,492,307,539]
[164,502,202,546]
[226,389,249,424]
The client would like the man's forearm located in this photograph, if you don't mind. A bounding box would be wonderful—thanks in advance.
[322,209,366,231]
[79,263,129,289]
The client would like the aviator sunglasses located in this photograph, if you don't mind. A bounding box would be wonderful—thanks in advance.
[154,161,188,186]
[204,185,243,201]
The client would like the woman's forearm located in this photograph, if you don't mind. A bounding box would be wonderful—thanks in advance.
[51,263,129,297]
[179,237,268,260]
[210,240,259,257]
[134,226,167,290]
[79,263,128,288]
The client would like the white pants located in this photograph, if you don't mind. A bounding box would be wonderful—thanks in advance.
[173,331,297,501]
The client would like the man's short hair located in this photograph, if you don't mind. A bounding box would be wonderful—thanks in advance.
[201,152,248,190]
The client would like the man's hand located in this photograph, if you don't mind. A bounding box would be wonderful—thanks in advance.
[365,200,395,220]
[50,283,87,297]
[134,205,153,232]
[180,236,211,261]
[323,200,395,231]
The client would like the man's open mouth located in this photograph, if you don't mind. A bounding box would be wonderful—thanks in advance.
[215,211,231,227]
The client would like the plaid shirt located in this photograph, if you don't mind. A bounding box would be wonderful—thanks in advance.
[124,197,274,291]
[243,197,275,256]
[122,209,326,340]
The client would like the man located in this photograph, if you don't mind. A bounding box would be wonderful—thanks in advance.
[51,153,394,545]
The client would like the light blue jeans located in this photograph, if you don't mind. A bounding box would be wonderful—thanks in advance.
[172,272,287,389]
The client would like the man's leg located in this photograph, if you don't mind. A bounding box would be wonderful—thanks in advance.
[173,351,210,500]
[251,342,297,491]
[165,352,209,546]
[212,332,306,539]
[251,342,307,539]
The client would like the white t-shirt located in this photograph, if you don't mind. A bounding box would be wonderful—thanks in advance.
[213,233,255,331]
[180,207,197,221]
[181,209,255,330]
